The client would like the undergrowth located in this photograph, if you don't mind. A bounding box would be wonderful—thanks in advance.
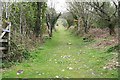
[2,41,30,68]
[107,44,120,53]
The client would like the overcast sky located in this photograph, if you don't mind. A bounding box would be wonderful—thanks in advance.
[47,0,68,13]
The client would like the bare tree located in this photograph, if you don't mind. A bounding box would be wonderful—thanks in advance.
[88,2,118,35]
[46,9,61,37]
[46,1,61,37]
[67,1,92,34]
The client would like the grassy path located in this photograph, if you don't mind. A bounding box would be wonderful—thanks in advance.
[2,26,117,78]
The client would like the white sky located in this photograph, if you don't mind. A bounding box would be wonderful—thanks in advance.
[47,0,68,13]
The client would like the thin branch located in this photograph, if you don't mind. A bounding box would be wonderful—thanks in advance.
[110,0,118,18]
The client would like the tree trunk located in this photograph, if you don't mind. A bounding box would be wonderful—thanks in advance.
[20,4,22,34]
[76,18,80,35]
[34,2,42,37]
[49,25,53,37]
[118,1,120,47]
[46,19,51,37]
[82,17,89,34]
[108,23,115,35]
[84,21,88,34]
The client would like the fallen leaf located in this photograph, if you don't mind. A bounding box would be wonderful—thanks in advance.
[17,70,24,75]
[62,69,65,72]
[56,76,59,78]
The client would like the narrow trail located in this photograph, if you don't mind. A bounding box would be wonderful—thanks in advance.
[2,26,117,78]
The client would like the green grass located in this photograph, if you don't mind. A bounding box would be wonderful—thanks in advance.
[2,26,118,78]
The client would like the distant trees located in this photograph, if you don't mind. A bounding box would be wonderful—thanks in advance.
[61,12,74,29]
[67,2,93,34]
[88,2,118,35]
[66,1,118,36]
